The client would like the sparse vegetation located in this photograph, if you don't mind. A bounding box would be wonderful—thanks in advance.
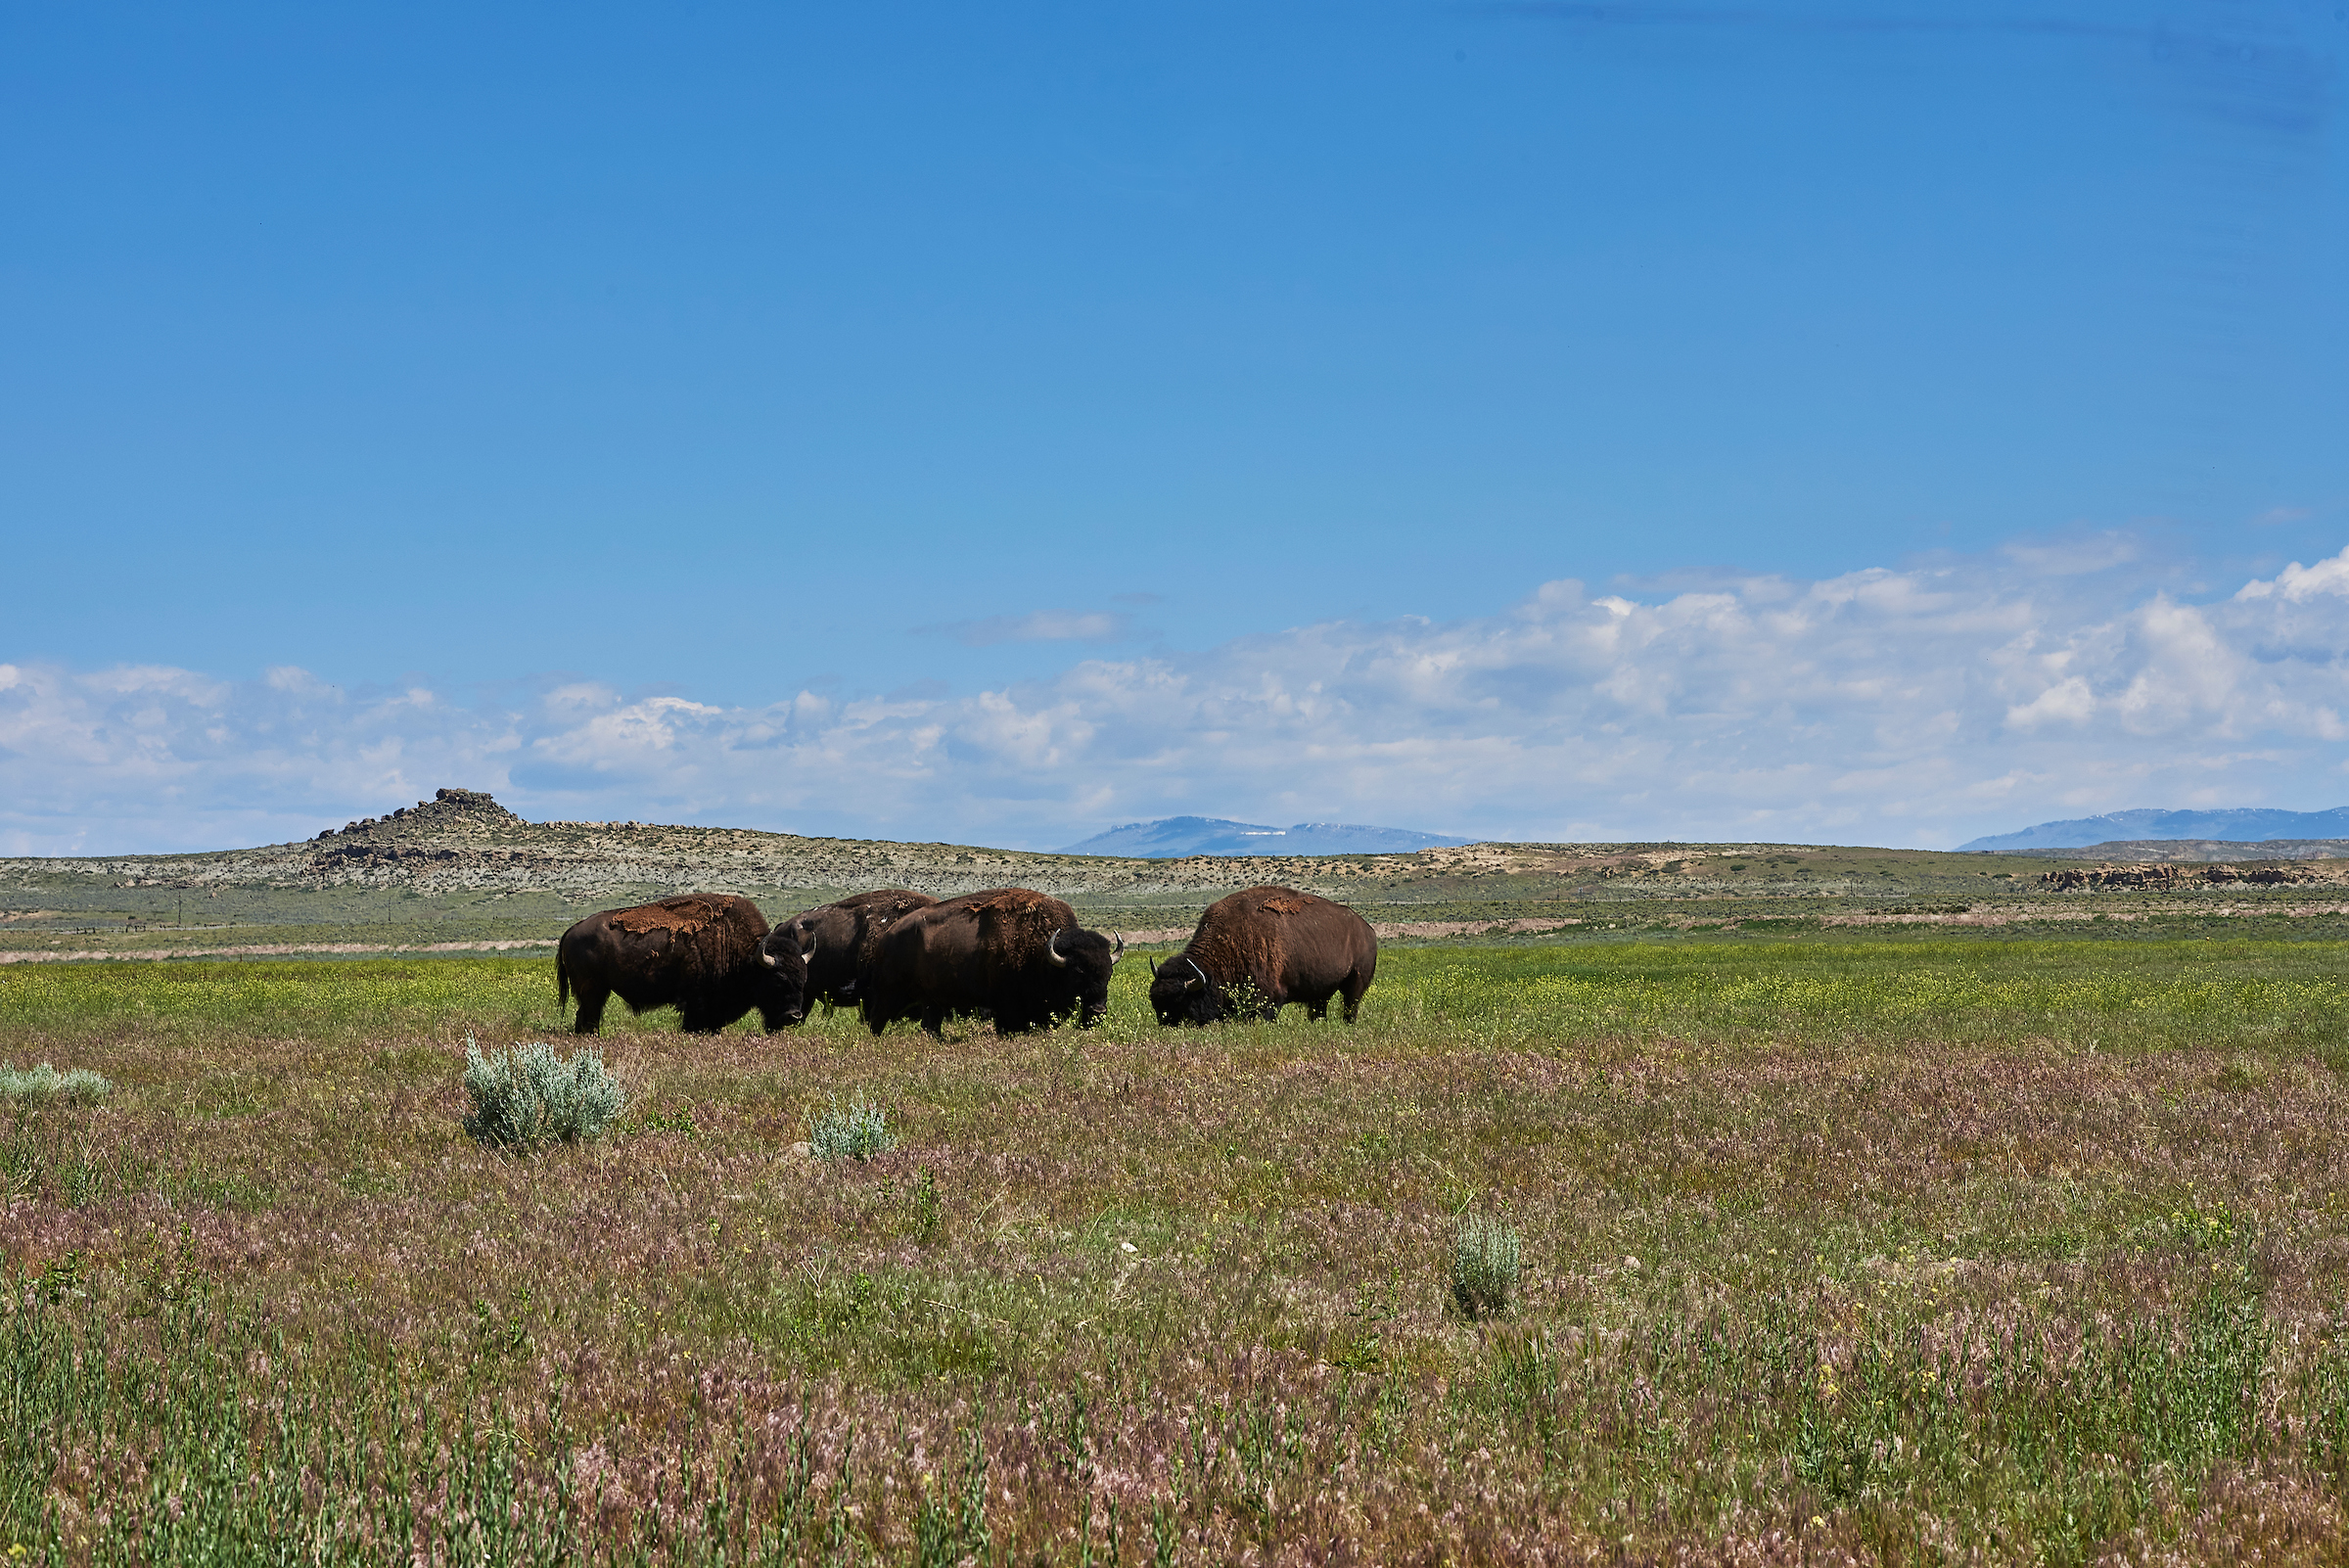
[459,1038,625,1149]
[3,937,2348,1560]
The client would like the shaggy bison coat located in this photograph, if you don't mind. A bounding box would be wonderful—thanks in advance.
[1148,886,1376,1026]
[557,894,808,1035]
[778,889,939,1010]
[859,887,1123,1037]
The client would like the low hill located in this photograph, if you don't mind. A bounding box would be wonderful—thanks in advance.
[12,787,2349,959]
[1060,816,1473,857]
[1959,807,2349,852]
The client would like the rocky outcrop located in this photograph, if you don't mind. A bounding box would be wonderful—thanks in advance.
[2040,861,2329,892]
[314,787,529,842]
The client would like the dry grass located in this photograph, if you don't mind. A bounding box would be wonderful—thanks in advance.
[4,939,2349,1563]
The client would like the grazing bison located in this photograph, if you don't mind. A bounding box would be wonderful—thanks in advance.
[776,888,939,1010]
[557,894,808,1035]
[859,887,1124,1036]
[1148,886,1376,1026]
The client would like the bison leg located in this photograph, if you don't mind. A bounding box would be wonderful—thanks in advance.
[919,1008,948,1037]
[1340,975,1368,1023]
[571,985,611,1036]
[1306,996,1330,1022]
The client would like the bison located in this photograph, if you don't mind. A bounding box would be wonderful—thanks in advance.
[1148,886,1376,1026]
[858,887,1124,1036]
[776,888,939,1010]
[557,894,808,1035]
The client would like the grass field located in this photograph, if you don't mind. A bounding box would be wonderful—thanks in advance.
[4,938,2349,1563]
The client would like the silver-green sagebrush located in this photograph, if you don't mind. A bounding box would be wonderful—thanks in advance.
[460,1038,625,1149]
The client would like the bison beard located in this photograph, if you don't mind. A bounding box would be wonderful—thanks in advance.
[1148,885,1377,1026]
[858,887,1124,1037]
[557,894,808,1035]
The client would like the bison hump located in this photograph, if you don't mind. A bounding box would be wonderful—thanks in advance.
[964,889,1056,917]
[610,896,732,938]
[1257,893,1313,915]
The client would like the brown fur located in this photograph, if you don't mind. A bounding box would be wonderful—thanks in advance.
[1155,885,1377,1025]
[557,895,802,1035]
[954,888,1077,969]
[609,897,725,937]
[784,889,940,1006]
[1189,887,1309,981]
[859,887,1120,1036]
[604,895,761,987]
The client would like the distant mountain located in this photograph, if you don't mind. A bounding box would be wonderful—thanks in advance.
[1958,807,2349,853]
[1060,815,1474,858]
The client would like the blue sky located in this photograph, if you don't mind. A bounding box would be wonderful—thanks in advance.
[3,1,2345,853]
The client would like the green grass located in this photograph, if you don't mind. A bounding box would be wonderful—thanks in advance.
[7,936,2345,1053]
[3,937,2349,1562]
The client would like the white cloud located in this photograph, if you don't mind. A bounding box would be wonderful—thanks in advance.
[2237,552,2349,603]
[9,540,2349,854]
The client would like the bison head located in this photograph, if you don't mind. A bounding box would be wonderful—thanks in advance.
[1042,926,1123,1027]
[1146,953,1225,1026]
[753,928,816,1030]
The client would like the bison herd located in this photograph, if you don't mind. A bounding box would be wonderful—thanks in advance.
[554,884,1378,1038]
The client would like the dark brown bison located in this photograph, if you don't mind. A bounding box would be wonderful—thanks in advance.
[557,894,808,1035]
[859,887,1124,1036]
[775,889,939,1010]
[1148,886,1376,1025]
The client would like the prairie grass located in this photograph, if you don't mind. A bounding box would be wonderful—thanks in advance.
[2,938,2348,1562]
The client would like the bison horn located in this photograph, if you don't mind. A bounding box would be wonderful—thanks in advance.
[1046,929,1070,967]
[1147,958,1159,979]
[759,946,782,969]
[1110,933,1125,962]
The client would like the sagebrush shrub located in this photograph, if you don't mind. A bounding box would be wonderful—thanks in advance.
[807,1095,894,1161]
[1451,1215,1521,1319]
[461,1038,624,1150]
[0,1063,113,1106]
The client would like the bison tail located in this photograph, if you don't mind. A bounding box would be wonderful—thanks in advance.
[557,952,570,1011]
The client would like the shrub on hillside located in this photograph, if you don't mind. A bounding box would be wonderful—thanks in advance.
[0,1063,113,1106]
[461,1038,624,1150]
[1451,1215,1522,1320]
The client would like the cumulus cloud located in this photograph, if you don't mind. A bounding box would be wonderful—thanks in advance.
[8,541,2349,854]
